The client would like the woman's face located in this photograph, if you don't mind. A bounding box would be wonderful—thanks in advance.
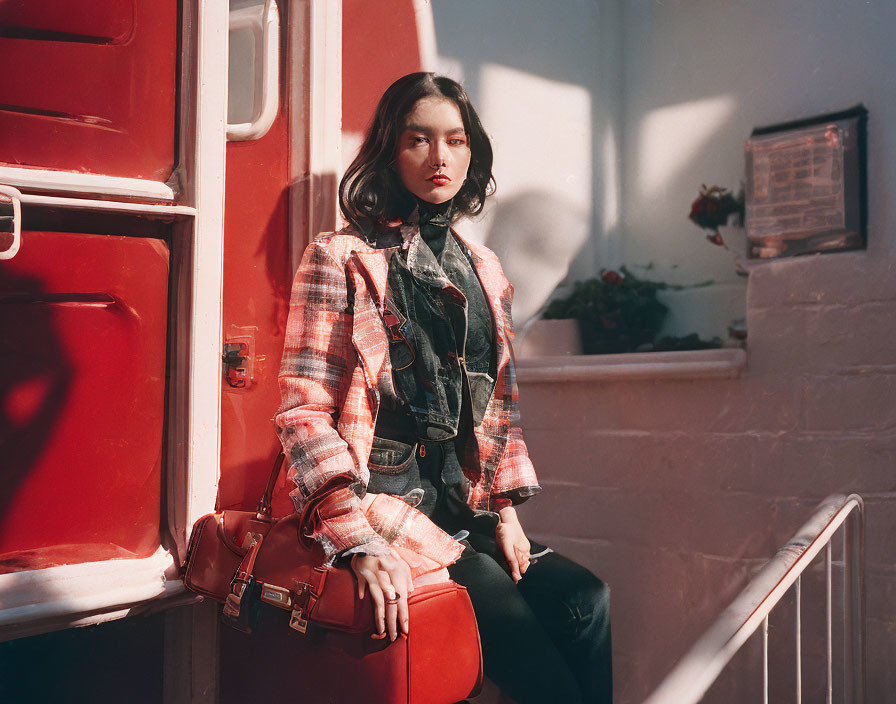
[394,97,471,205]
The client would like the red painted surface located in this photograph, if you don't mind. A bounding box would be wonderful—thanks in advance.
[217,13,293,517]
[216,0,425,517]
[0,231,168,573]
[219,5,429,699]
[342,0,423,136]
[0,0,177,182]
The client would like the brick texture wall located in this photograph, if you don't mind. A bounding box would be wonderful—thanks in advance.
[516,250,896,703]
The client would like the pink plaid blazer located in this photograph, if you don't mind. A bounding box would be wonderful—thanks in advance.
[274,223,540,562]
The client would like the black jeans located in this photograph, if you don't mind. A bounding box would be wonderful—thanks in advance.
[448,533,612,704]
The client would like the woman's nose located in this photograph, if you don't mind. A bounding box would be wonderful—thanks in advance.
[429,143,447,168]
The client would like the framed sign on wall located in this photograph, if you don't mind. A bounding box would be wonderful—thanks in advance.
[745,105,867,259]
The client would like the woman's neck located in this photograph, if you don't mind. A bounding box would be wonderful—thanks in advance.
[414,197,453,259]
[416,197,453,223]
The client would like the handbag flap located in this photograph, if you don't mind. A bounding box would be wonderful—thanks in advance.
[309,568,373,632]
[246,516,373,631]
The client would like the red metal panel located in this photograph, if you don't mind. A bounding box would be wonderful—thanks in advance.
[0,231,168,573]
[216,0,425,516]
[0,0,177,182]
[217,15,293,516]
[0,0,135,41]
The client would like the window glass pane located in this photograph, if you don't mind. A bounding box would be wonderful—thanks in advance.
[228,0,266,125]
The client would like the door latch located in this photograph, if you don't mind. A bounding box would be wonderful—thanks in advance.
[223,341,251,388]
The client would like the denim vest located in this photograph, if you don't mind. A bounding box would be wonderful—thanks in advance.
[367,230,497,522]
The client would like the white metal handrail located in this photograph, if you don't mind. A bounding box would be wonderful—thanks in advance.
[0,184,22,260]
[644,493,865,704]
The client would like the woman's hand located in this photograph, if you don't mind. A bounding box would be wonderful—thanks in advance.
[350,549,414,641]
[495,506,531,583]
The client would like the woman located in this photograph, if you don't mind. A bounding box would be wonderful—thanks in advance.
[275,72,611,704]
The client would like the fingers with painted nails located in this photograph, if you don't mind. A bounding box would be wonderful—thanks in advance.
[350,550,414,641]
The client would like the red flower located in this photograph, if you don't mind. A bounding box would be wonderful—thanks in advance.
[689,200,704,218]
[688,184,743,231]
[601,270,624,285]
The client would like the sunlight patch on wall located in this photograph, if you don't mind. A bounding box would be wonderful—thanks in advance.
[341,130,364,174]
[434,55,465,84]
[472,63,592,324]
[479,63,592,206]
[637,95,737,199]
[601,122,620,235]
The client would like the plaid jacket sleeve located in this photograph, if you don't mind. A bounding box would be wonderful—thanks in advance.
[274,239,388,559]
[487,281,541,506]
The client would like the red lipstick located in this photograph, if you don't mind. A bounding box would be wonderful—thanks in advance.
[429,173,451,186]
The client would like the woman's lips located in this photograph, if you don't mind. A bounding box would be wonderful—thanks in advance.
[428,173,451,186]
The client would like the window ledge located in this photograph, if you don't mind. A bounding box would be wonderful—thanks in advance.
[515,348,746,383]
[0,546,184,642]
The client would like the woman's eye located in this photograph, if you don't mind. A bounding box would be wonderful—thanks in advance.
[448,139,467,146]
[412,136,429,145]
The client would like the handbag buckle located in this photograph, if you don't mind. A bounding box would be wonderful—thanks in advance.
[222,576,260,633]
[288,581,312,634]
[241,531,263,549]
[223,592,242,619]
[289,606,309,634]
[223,577,249,617]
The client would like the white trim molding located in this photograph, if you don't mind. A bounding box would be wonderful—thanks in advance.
[16,192,196,218]
[0,547,182,643]
[516,348,747,383]
[412,0,438,72]
[185,0,230,533]
[307,0,342,241]
[0,166,174,201]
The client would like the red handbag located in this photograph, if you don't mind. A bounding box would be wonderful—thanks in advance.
[183,452,483,704]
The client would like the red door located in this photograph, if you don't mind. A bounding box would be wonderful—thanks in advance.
[0,229,169,572]
[0,0,177,577]
[0,0,177,181]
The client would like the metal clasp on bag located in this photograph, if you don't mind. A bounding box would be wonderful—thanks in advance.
[241,531,263,549]
[223,575,253,619]
[260,584,293,610]
[289,582,312,634]
[223,533,264,620]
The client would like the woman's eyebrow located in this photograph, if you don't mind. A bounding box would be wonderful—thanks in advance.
[402,123,466,135]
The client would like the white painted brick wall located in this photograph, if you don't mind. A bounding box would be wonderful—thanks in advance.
[517,251,896,704]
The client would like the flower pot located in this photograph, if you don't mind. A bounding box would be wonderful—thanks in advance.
[518,319,584,357]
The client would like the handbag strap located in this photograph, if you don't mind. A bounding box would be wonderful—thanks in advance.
[222,531,265,620]
[256,450,287,520]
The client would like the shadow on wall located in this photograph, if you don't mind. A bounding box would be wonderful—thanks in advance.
[430,0,619,325]
[481,190,589,326]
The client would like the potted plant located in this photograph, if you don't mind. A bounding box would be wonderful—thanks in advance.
[542,268,670,354]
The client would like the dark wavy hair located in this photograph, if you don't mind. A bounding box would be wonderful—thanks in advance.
[339,72,495,237]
